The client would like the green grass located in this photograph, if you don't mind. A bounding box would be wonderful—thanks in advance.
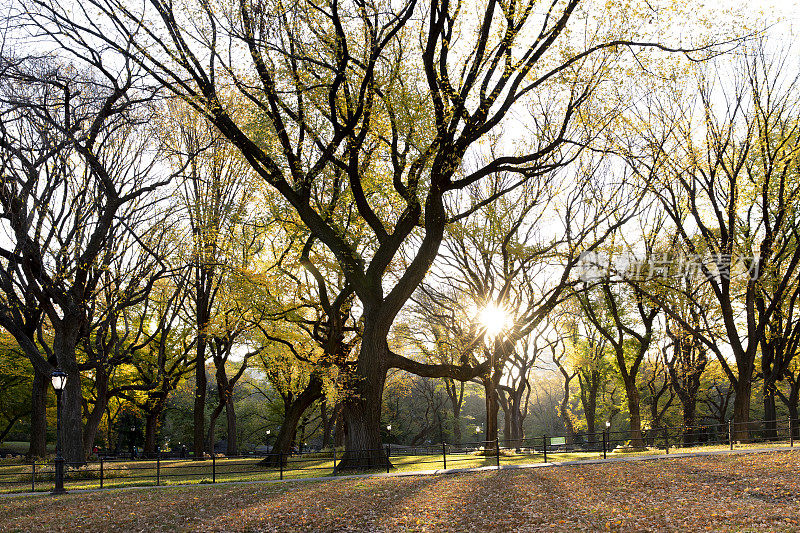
[0,439,795,494]
[0,441,55,455]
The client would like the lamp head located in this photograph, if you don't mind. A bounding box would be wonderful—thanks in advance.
[51,369,67,392]
[386,424,392,432]
[606,421,611,428]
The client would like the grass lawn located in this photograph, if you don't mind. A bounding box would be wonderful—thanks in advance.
[1,440,797,494]
[1,450,798,532]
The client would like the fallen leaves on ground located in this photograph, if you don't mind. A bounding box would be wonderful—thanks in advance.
[1,450,799,532]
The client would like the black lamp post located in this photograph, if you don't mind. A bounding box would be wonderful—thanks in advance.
[51,369,68,495]
[130,425,136,460]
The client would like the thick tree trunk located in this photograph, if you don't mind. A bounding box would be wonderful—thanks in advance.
[144,411,159,456]
[625,386,645,448]
[61,366,85,464]
[339,371,388,468]
[27,369,49,459]
[731,373,753,442]
[338,323,390,470]
[54,328,85,463]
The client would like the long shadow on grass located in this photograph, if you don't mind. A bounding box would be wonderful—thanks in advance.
[193,473,453,532]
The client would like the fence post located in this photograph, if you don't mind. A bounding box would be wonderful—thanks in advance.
[495,438,500,468]
[728,420,733,450]
[386,445,391,473]
[790,417,794,447]
[31,462,35,492]
[543,436,547,463]
[664,427,669,455]
[441,442,446,470]
[602,430,607,460]
[212,454,216,483]
[279,451,284,480]
[156,449,160,486]
[100,455,104,489]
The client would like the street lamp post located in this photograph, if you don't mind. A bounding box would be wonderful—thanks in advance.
[604,421,611,458]
[50,369,68,495]
[130,426,136,460]
[386,424,392,454]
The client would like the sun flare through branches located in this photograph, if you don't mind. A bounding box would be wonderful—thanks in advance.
[477,302,512,339]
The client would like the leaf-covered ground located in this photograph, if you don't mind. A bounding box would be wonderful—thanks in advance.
[1,450,798,532]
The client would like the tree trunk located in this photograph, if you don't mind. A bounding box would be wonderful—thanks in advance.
[321,402,341,449]
[337,323,390,470]
[501,388,525,449]
[444,380,464,446]
[82,365,109,457]
[509,408,524,448]
[682,401,697,446]
[452,416,462,446]
[144,411,159,456]
[206,401,223,455]
[261,375,323,466]
[27,368,49,459]
[499,394,511,446]
[193,338,208,459]
[225,397,237,456]
[731,372,753,442]
[763,381,778,440]
[335,413,346,447]
[61,366,85,464]
[48,315,86,464]
[783,379,799,440]
[560,379,575,445]
[579,369,599,448]
[483,377,500,453]
[339,370,388,468]
[625,386,645,448]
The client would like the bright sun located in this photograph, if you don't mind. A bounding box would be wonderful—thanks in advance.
[478,303,510,338]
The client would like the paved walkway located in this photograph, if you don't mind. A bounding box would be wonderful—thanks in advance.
[3,445,796,498]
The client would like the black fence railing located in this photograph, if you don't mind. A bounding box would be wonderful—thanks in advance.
[1,417,796,494]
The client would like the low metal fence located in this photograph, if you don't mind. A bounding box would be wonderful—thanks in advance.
[0,417,796,494]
